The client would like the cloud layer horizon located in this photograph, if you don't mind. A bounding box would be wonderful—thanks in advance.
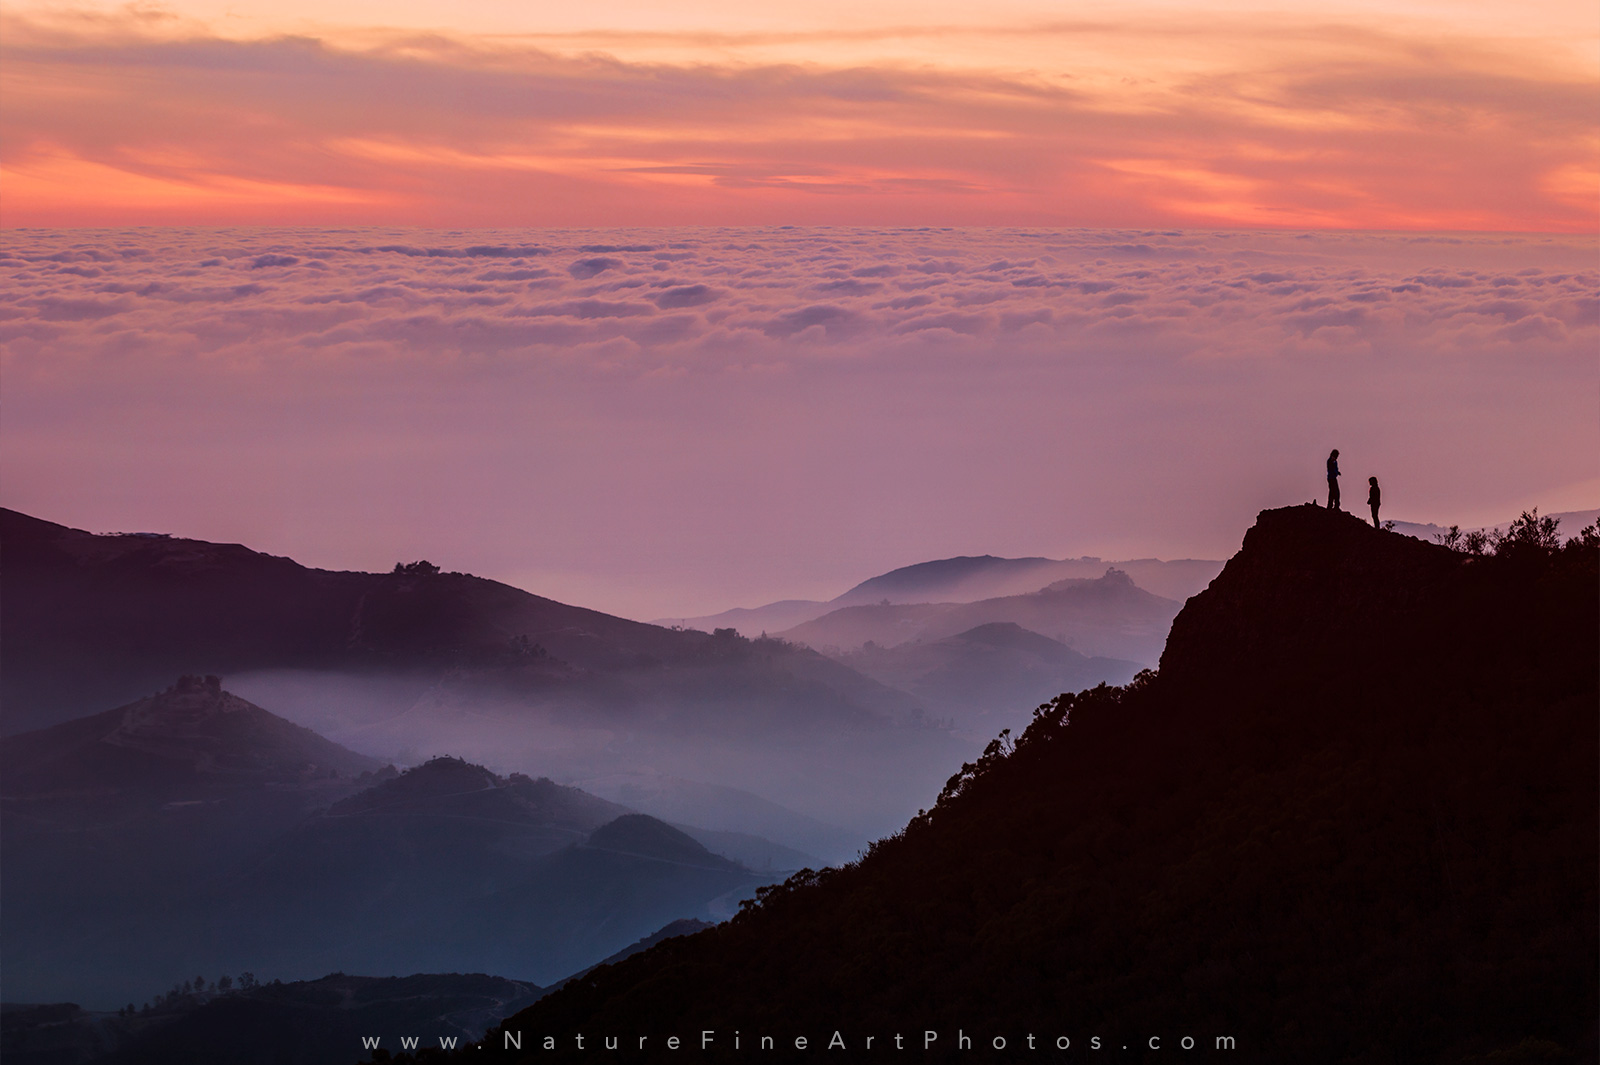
[3,226,1595,618]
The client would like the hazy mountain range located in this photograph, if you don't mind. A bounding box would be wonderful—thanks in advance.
[0,503,1220,1038]
[1,508,954,843]
[777,567,1177,664]
[0,678,786,1009]
[833,621,1142,732]
[655,554,1226,636]
[2,507,1188,843]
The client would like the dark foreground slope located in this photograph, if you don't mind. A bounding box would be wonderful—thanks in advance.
[475,505,1597,1064]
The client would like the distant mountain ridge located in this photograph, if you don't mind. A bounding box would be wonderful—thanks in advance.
[776,567,1180,665]
[1387,506,1599,546]
[832,553,1223,606]
[321,755,629,835]
[836,622,1142,735]
[656,555,1225,636]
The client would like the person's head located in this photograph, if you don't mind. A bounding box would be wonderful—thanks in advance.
[1369,476,1377,485]
[1330,449,1339,459]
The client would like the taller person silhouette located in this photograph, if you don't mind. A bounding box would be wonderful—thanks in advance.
[1326,449,1341,511]
[1368,476,1381,528]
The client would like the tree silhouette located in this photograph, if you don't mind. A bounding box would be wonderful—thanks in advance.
[1496,509,1561,555]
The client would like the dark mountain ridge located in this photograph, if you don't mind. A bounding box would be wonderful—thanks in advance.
[323,756,625,831]
[0,676,384,882]
[2,705,780,1007]
[0,675,381,798]
[836,553,1063,601]
[583,814,741,871]
[162,765,763,989]
[479,504,1598,1063]
[239,756,636,906]
[0,508,914,737]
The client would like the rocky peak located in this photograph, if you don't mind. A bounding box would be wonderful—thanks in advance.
[1157,503,1589,703]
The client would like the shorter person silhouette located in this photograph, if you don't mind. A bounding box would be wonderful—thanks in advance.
[1368,476,1381,528]
[1326,449,1341,510]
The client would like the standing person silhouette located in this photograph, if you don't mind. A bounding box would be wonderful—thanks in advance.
[1326,449,1341,510]
[1368,476,1381,528]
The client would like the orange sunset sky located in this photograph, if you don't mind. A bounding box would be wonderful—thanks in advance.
[2,0,1596,230]
[2,1,1596,621]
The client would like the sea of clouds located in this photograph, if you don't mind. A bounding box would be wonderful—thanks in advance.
[2,228,1595,618]
[3,227,1593,367]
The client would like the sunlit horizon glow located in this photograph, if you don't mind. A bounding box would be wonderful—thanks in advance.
[2,0,1596,230]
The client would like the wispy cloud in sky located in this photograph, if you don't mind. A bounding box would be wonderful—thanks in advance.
[1,5,1594,229]
[3,227,1594,617]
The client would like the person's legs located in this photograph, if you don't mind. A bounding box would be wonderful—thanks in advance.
[1371,505,1379,528]
[1328,478,1340,510]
